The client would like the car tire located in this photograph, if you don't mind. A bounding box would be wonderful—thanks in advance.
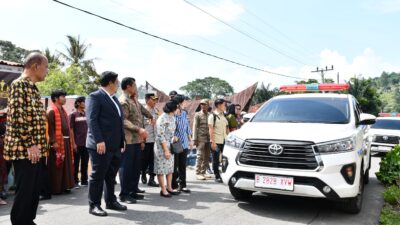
[364,154,370,185]
[229,185,253,201]
[340,169,364,214]
[364,169,369,185]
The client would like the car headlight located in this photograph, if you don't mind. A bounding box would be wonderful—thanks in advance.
[225,134,244,149]
[315,137,355,154]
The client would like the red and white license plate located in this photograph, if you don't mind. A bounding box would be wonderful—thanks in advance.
[254,174,294,191]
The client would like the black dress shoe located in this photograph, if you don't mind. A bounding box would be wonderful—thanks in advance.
[130,193,144,200]
[119,195,137,204]
[167,189,180,195]
[148,179,159,187]
[141,174,148,184]
[179,187,191,193]
[89,205,108,217]
[160,191,172,198]
[106,201,127,211]
[39,195,52,201]
[135,189,145,194]
[215,177,223,183]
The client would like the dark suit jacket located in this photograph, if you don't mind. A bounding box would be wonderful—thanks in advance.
[86,89,125,151]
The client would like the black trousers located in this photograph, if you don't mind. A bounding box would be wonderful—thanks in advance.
[74,146,89,184]
[142,142,155,176]
[172,149,188,189]
[40,158,51,197]
[88,148,121,207]
[212,144,224,178]
[119,144,142,196]
[11,159,42,225]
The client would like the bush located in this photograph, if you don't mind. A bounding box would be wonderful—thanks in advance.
[376,145,400,185]
[383,186,400,206]
[380,205,400,225]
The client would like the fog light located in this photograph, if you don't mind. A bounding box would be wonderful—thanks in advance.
[323,186,331,193]
[346,167,354,178]
[340,163,356,184]
[231,177,237,185]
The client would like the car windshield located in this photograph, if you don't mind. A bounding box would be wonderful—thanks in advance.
[371,119,400,130]
[252,97,350,124]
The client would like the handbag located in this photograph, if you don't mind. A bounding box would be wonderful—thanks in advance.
[171,141,184,154]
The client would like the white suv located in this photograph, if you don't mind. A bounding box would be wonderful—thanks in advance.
[369,117,400,153]
[221,93,376,213]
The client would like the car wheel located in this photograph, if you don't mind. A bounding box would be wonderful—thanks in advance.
[229,185,253,201]
[364,154,370,185]
[364,169,369,185]
[340,169,364,214]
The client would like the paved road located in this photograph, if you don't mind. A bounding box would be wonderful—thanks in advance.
[0,156,384,225]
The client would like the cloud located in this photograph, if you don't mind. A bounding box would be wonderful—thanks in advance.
[249,48,400,90]
[316,48,399,81]
[114,0,244,36]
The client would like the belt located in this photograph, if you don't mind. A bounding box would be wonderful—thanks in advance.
[63,136,70,139]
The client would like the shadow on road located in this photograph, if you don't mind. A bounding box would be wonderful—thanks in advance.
[236,177,384,225]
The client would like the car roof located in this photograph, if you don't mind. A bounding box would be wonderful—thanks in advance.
[376,117,400,121]
[273,93,351,100]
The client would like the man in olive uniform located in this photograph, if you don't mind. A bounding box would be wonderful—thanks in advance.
[193,99,212,180]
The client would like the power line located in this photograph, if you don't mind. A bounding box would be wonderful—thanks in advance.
[107,0,268,66]
[242,4,317,59]
[51,0,303,79]
[184,0,308,66]
[201,0,315,64]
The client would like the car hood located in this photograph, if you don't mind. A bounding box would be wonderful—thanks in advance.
[233,122,355,144]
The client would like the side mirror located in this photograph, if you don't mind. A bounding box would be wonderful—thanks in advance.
[243,113,255,123]
[358,113,376,125]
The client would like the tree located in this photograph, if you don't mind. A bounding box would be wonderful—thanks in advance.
[251,82,281,105]
[37,64,86,96]
[44,48,63,69]
[346,77,382,115]
[59,35,92,65]
[59,35,100,94]
[324,78,335,84]
[295,79,319,84]
[0,40,34,63]
[180,77,234,99]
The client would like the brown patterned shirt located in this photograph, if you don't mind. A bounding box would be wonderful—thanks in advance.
[3,76,48,160]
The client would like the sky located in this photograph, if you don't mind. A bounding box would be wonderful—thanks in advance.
[1,0,400,93]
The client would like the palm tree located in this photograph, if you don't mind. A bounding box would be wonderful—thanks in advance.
[44,48,63,67]
[59,35,99,93]
[59,35,90,65]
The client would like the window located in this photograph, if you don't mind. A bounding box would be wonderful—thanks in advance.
[252,97,350,124]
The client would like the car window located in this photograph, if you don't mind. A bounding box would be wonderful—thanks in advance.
[252,97,350,124]
[371,119,400,130]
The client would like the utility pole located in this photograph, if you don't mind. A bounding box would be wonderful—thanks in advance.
[311,65,334,83]
[337,72,340,84]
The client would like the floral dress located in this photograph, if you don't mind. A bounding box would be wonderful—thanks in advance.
[154,113,176,175]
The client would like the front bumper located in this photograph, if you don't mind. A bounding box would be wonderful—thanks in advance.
[371,142,395,153]
[221,145,362,199]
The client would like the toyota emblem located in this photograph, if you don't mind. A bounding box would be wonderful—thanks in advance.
[383,136,389,141]
[268,144,284,155]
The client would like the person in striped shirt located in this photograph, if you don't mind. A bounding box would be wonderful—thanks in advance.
[172,94,193,193]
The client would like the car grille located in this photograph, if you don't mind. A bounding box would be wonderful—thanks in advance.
[374,135,399,144]
[238,139,319,170]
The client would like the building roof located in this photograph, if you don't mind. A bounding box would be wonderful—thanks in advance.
[0,60,23,67]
